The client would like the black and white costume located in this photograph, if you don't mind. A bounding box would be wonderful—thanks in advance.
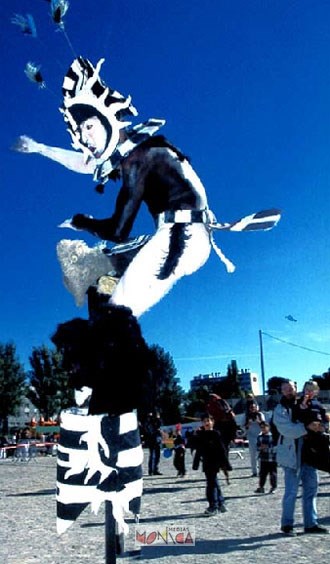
[51,304,150,535]
[72,135,213,317]
[58,56,280,316]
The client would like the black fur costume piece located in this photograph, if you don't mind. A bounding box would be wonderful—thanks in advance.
[51,302,150,415]
[157,223,190,280]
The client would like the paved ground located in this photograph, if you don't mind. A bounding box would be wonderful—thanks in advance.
[0,448,329,563]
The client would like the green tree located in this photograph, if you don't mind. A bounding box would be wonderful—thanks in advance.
[226,360,244,398]
[182,388,209,419]
[51,349,75,412]
[313,370,330,390]
[27,345,74,420]
[0,342,27,433]
[208,360,242,398]
[141,344,185,425]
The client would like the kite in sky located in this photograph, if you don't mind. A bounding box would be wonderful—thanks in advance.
[285,315,297,322]
[11,13,37,37]
[12,2,74,85]
[49,0,70,29]
[24,62,46,89]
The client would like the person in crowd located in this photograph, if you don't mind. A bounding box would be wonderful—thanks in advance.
[206,393,238,456]
[273,379,329,536]
[245,393,257,414]
[144,412,163,476]
[245,402,265,477]
[45,432,58,456]
[173,429,186,477]
[192,413,232,516]
[266,389,281,411]
[0,435,9,459]
[293,380,330,474]
[293,380,329,430]
[300,412,330,474]
[15,428,32,462]
[184,428,196,455]
[255,421,277,494]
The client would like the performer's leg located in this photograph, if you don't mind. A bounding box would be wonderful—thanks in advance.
[110,224,211,317]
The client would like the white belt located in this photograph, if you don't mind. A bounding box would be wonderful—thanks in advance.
[157,209,208,225]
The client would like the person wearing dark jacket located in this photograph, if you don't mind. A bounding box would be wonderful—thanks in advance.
[293,380,328,431]
[173,431,186,477]
[144,412,163,476]
[193,413,232,515]
[206,393,237,456]
[293,380,330,475]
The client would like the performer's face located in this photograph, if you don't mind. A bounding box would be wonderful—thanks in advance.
[79,116,108,158]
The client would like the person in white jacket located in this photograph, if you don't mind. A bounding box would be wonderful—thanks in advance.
[245,402,265,477]
[273,380,329,536]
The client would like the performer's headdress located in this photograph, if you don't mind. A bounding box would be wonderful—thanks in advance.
[61,56,138,164]
[61,57,165,189]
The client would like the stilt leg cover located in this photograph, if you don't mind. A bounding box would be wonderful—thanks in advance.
[56,409,143,535]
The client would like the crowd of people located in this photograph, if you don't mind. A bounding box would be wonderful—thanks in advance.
[142,382,329,535]
[1,381,329,535]
[0,428,59,460]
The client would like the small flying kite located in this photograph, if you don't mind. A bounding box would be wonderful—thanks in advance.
[24,62,46,89]
[11,13,37,38]
[285,315,297,322]
[50,0,70,29]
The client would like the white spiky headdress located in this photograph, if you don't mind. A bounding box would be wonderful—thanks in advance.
[61,57,165,188]
[61,56,138,163]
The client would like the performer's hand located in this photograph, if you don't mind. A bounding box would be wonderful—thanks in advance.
[64,214,116,240]
[72,213,94,230]
[58,214,95,232]
[11,135,41,154]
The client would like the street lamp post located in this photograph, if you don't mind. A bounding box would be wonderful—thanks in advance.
[259,330,266,395]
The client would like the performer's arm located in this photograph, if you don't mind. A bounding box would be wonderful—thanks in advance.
[71,184,141,242]
[12,135,95,174]
[72,160,145,241]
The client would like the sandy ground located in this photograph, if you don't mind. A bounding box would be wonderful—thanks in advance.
[0,447,329,563]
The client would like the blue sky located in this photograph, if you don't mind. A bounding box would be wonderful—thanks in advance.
[1,0,330,393]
